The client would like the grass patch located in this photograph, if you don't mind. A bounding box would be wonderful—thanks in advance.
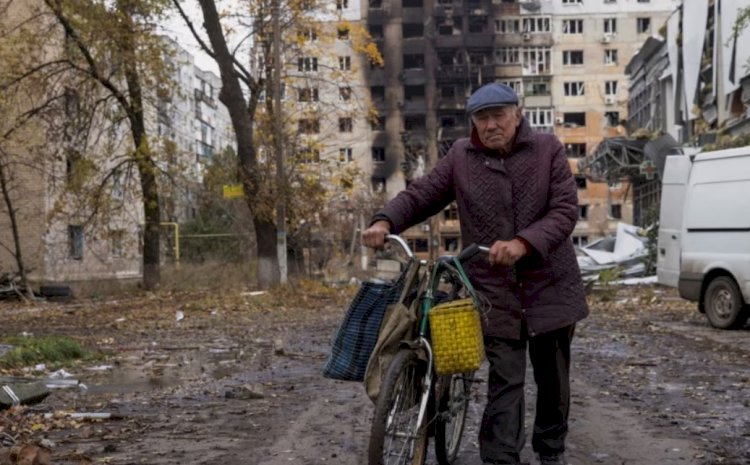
[0,335,87,369]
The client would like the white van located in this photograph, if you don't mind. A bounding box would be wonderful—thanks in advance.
[657,146,750,329]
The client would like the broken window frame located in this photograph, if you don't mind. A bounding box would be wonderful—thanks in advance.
[564,81,585,97]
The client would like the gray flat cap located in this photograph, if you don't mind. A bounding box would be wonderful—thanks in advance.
[466,83,519,114]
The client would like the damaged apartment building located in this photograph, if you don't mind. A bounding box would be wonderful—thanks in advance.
[362,0,677,256]
[578,0,750,227]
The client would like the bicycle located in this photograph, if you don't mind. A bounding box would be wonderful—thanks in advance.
[368,234,489,465]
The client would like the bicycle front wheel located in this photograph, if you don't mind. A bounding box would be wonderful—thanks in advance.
[368,349,429,465]
[434,374,471,465]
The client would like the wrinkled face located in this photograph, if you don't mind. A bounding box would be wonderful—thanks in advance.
[471,105,523,151]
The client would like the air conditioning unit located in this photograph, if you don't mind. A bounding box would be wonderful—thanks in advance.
[523,33,531,41]
[555,116,564,125]
[604,95,616,105]
[601,34,612,44]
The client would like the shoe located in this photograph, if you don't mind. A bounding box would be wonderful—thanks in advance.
[538,452,567,465]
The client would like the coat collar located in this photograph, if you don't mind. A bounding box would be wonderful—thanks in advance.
[468,117,534,157]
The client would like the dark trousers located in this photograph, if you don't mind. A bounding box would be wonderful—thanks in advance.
[479,325,575,464]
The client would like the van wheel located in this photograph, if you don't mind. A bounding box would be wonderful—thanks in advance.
[704,276,748,329]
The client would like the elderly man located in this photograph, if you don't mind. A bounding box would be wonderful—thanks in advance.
[362,82,588,465]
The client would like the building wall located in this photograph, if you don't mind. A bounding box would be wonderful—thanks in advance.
[551,1,674,242]
[1,0,144,286]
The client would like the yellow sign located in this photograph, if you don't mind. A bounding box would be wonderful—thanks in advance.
[223,184,244,199]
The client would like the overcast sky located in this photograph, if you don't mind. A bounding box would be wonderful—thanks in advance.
[159,1,222,74]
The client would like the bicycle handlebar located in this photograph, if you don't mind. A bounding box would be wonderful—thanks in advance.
[455,243,490,263]
[384,234,415,259]
[385,234,488,263]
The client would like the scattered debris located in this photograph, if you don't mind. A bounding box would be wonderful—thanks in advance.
[0,380,49,409]
[42,412,124,420]
[241,291,267,297]
[577,222,649,281]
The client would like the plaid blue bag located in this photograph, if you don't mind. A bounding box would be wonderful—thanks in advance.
[322,275,405,381]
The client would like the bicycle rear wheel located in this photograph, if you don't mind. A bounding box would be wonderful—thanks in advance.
[434,374,471,465]
[368,349,428,465]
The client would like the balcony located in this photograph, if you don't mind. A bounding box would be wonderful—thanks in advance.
[437,96,466,110]
[436,64,478,83]
[523,94,552,107]
[194,89,216,109]
[435,34,463,48]
[464,33,493,48]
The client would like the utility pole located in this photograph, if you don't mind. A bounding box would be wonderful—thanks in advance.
[272,0,287,284]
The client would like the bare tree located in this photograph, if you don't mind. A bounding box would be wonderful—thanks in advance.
[173,0,382,286]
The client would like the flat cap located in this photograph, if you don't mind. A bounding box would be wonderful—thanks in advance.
[466,83,519,114]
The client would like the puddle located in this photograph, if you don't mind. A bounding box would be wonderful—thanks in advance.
[85,347,245,395]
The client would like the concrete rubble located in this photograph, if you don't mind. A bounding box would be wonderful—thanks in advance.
[577,222,652,282]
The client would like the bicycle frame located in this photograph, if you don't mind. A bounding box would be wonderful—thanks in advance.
[382,234,487,461]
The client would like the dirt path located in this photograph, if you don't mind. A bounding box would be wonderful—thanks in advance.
[1,285,748,465]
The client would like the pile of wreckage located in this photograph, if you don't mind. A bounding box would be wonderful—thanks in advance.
[577,222,656,284]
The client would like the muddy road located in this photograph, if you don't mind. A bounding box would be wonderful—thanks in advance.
[1,284,748,465]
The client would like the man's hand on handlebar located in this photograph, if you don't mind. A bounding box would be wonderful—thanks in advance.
[362,220,391,249]
[488,239,528,266]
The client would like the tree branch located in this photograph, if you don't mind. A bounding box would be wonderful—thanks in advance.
[42,0,132,116]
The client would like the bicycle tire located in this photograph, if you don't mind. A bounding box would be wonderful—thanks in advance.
[434,374,470,465]
[368,349,429,465]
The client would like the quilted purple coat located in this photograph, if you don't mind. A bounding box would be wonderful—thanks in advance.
[375,118,589,339]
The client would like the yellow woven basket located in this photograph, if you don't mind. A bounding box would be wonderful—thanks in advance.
[429,298,484,375]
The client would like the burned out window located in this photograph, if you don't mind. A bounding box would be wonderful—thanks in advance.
[369,24,383,39]
[468,16,486,33]
[404,85,424,100]
[443,204,458,220]
[403,0,423,6]
[610,204,622,219]
[575,176,587,189]
[404,114,426,130]
[637,17,651,33]
[403,23,424,38]
[338,26,350,40]
[579,205,588,219]
[440,86,456,98]
[566,143,587,158]
[339,117,353,132]
[372,147,386,162]
[563,112,586,126]
[604,111,620,127]
[444,237,459,252]
[370,85,385,100]
[371,177,386,193]
[412,238,428,252]
[339,86,352,101]
[403,54,425,69]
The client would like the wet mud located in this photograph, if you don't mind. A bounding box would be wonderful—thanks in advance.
[0,286,748,464]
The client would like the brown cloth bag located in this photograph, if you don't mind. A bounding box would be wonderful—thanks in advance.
[363,262,421,402]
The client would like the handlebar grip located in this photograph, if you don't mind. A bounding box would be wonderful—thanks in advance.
[457,244,480,263]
